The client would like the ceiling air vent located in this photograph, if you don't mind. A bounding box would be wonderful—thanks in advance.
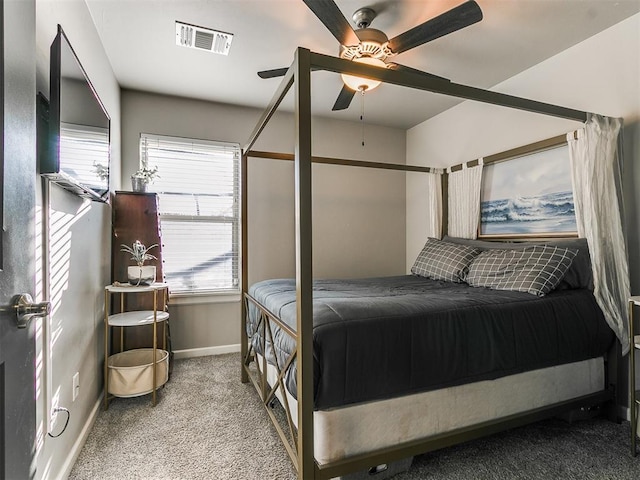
[175,21,233,55]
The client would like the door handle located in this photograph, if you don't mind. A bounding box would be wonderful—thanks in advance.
[14,293,51,329]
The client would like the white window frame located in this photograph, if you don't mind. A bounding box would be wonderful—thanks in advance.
[140,133,241,298]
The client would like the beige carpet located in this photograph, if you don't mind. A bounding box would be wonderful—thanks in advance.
[69,354,639,479]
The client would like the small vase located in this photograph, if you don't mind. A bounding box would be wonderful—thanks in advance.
[127,265,156,286]
[131,176,147,193]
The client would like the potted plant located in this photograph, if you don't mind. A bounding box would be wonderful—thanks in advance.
[121,240,158,286]
[93,161,109,182]
[130,163,159,193]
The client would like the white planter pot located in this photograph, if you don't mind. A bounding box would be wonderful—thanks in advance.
[127,265,156,286]
[131,176,147,193]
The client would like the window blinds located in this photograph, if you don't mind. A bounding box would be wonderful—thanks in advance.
[59,122,110,189]
[141,133,240,294]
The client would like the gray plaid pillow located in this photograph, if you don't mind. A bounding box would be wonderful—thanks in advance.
[465,245,578,296]
[411,238,481,283]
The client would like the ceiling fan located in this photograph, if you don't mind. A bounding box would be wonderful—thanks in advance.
[257,0,483,111]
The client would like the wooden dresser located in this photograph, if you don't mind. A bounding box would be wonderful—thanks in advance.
[111,191,170,354]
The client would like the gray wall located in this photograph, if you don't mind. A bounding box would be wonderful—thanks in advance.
[407,14,639,270]
[60,78,110,128]
[406,14,640,405]
[35,1,121,478]
[121,90,407,354]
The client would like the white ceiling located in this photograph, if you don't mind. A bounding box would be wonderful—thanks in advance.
[85,0,640,129]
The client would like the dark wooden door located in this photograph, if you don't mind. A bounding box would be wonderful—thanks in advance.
[0,1,38,478]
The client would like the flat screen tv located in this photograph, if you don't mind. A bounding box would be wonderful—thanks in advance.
[41,25,110,202]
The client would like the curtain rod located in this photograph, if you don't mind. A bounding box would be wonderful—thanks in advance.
[245,150,441,174]
[446,133,575,173]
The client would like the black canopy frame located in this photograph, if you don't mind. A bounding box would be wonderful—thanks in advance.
[241,47,618,480]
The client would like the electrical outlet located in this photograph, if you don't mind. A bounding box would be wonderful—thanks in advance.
[72,372,80,401]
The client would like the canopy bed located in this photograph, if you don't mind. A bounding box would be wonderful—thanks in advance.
[240,47,627,479]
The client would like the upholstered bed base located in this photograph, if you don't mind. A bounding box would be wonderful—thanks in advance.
[257,354,604,465]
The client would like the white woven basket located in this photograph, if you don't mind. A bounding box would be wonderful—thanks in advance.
[107,348,169,397]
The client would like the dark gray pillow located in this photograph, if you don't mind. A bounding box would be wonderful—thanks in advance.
[465,245,578,296]
[442,235,592,291]
[411,238,481,283]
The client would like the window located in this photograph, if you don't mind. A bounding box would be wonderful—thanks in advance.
[60,122,110,190]
[140,133,240,294]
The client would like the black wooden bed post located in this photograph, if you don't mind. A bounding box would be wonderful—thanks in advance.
[607,340,624,422]
[240,150,248,384]
[294,47,315,479]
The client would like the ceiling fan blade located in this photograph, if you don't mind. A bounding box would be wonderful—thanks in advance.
[387,63,450,83]
[257,68,289,79]
[332,85,356,111]
[303,0,360,46]
[388,0,483,54]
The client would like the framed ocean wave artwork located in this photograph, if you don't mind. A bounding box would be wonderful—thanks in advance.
[479,144,577,238]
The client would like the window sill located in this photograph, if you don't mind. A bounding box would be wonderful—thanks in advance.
[168,291,241,306]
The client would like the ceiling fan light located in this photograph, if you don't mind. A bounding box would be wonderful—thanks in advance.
[341,57,386,92]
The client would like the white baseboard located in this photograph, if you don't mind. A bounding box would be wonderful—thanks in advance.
[56,395,101,480]
[173,344,240,359]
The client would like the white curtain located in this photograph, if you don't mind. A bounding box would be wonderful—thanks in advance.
[447,161,484,239]
[425,171,443,239]
[568,114,630,355]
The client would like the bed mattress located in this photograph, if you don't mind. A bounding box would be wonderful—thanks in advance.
[247,275,613,410]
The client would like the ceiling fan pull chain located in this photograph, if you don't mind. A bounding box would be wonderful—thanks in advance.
[360,88,365,147]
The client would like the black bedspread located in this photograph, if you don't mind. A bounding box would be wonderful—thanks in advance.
[247,275,613,410]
